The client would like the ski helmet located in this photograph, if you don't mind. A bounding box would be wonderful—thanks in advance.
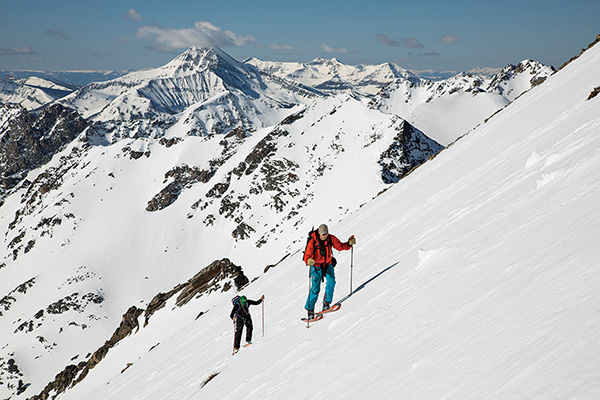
[240,296,247,305]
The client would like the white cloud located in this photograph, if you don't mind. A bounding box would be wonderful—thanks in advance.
[136,21,254,51]
[441,34,459,44]
[127,8,143,22]
[268,43,294,50]
[0,46,36,55]
[321,43,350,54]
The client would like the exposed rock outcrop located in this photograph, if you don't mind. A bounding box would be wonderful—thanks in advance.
[0,103,87,204]
[30,259,248,400]
[379,120,444,184]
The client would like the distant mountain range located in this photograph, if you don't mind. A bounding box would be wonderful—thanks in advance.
[1,70,129,87]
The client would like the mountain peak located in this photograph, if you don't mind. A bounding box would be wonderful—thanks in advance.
[163,47,243,76]
[310,57,341,66]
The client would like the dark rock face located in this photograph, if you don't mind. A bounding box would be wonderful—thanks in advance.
[145,258,248,325]
[379,120,444,184]
[0,103,88,204]
[0,278,35,316]
[29,258,248,400]
[146,165,215,211]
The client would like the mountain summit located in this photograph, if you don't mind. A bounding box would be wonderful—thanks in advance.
[58,47,321,140]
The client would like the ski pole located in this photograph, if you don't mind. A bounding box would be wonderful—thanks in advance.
[261,296,265,337]
[232,317,236,354]
[307,266,311,328]
[350,246,354,296]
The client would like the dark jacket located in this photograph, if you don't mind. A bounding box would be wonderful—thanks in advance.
[230,298,262,320]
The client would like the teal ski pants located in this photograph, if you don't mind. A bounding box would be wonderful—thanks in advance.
[305,264,336,312]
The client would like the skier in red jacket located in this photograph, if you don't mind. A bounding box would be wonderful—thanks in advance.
[304,224,355,320]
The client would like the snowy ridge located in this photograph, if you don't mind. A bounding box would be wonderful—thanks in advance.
[370,60,554,145]
[0,77,72,110]
[1,70,128,87]
[44,36,600,400]
[485,59,555,101]
[246,57,419,97]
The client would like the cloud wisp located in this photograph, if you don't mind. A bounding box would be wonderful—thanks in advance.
[136,21,254,52]
[127,8,143,22]
[321,43,350,54]
[0,46,36,56]
[45,29,71,40]
[376,34,401,47]
[441,34,459,44]
[92,52,113,57]
[268,43,294,50]
[376,34,424,49]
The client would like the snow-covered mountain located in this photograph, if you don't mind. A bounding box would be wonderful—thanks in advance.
[246,57,419,97]
[370,59,555,145]
[247,57,554,145]
[0,77,73,110]
[34,34,599,400]
[0,71,442,398]
[58,47,323,142]
[1,70,128,88]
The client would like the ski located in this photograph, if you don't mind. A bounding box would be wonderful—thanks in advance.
[317,303,341,315]
[301,303,341,325]
[301,314,323,323]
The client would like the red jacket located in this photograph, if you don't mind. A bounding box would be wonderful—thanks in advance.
[303,231,352,266]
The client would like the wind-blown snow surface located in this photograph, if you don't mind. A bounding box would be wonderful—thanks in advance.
[55,43,600,398]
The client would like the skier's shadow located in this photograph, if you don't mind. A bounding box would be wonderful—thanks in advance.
[336,261,399,305]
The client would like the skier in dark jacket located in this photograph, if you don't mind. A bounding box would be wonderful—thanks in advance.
[304,224,355,320]
[230,295,264,352]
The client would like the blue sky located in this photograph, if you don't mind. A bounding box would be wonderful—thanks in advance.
[0,0,598,72]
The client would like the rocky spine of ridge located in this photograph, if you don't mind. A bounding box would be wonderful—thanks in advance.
[28,258,249,400]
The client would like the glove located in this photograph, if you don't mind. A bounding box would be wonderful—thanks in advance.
[348,236,356,246]
[307,258,315,266]
[260,295,265,300]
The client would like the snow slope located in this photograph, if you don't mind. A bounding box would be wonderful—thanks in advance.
[51,38,600,399]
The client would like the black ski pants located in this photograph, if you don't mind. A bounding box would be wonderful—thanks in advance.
[234,316,253,349]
